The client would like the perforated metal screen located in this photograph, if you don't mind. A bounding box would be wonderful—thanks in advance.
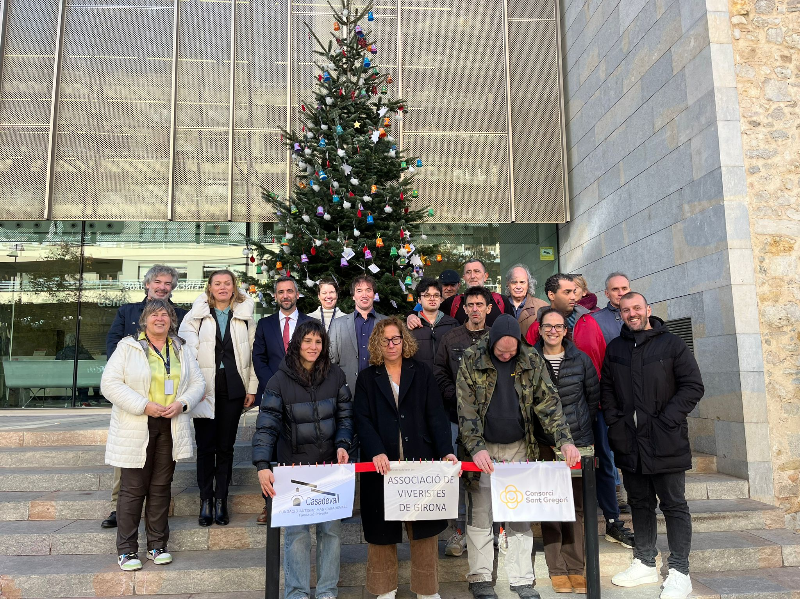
[0,0,566,224]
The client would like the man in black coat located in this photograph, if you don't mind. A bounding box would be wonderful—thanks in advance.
[410,278,459,365]
[601,292,704,600]
[101,264,187,530]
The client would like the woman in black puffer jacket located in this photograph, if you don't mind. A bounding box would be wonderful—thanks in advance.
[252,319,355,600]
[532,308,600,594]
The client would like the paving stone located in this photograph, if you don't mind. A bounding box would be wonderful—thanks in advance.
[750,529,800,566]
[658,531,783,573]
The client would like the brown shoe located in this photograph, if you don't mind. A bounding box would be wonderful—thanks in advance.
[568,575,586,594]
[550,575,573,593]
[256,505,268,524]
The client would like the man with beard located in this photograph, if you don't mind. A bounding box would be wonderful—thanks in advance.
[603,293,704,600]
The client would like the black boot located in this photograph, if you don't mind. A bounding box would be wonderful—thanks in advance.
[215,498,229,526]
[198,499,214,527]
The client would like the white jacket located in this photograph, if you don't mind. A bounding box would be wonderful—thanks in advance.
[101,336,206,469]
[178,293,259,418]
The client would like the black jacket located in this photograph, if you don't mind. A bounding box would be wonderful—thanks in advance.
[106,297,188,358]
[410,311,459,366]
[252,361,355,470]
[354,358,453,545]
[433,325,490,423]
[601,317,704,474]
[533,338,599,448]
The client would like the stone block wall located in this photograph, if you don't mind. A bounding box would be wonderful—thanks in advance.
[559,0,775,504]
[729,0,800,529]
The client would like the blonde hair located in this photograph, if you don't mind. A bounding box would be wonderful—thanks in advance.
[367,316,418,365]
[572,275,589,295]
[205,269,247,309]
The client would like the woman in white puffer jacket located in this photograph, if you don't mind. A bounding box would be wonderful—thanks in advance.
[179,269,259,527]
[101,298,205,572]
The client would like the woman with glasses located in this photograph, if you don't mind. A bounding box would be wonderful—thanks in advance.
[531,307,600,594]
[409,278,459,365]
[354,316,457,599]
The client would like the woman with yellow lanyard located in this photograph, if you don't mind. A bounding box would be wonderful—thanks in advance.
[101,299,205,572]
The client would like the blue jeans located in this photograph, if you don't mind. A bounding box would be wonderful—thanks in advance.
[593,412,620,521]
[283,520,342,598]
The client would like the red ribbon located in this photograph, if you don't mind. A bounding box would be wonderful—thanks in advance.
[353,461,580,473]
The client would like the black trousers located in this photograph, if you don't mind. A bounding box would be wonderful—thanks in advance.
[117,416,175,554]
[622,469,692,575]
[194,373,244,501]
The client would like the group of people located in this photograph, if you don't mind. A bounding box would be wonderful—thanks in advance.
[99,259,704,600]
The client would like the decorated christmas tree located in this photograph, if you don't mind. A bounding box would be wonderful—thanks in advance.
[243,0,437,315]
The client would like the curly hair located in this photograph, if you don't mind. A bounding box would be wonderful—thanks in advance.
[367,316,418,366]
[138,299,179,338]
[285,319,331,385]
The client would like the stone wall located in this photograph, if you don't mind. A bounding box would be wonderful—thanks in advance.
[729,0,800,529]
[558,0,775,504]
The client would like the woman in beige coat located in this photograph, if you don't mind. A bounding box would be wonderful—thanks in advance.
[179,270,259,527]
[102,299,205,572]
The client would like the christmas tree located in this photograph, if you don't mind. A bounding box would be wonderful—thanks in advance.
[243,0,436,315]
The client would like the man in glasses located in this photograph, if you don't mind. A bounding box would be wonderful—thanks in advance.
[433,286,493,558]
[410,277,459,365]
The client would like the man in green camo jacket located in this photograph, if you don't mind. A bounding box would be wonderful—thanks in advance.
[457,314,580,600]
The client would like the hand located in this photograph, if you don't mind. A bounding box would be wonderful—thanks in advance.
[406,314,422,330]
[162,402,183,418]
[472,449,494,474]
[244,394,256,408]
[560,443,581,468]
[258,469,276,498]
[373,453,391,475]
[337,448,349,464]
[144,402,166,418]
[443,453,462,477]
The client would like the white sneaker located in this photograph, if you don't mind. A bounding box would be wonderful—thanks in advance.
[611,558,659,587]
[445,529,467,556]
[417,594,441,599]
[660,569,692,599]
[118,553,142,571]
[376,590,397,599]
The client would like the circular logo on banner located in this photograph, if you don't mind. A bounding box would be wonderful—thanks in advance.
[500,484,524,509]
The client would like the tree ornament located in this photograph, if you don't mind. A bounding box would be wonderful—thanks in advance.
[381,85,387,93]
[301,254,309,263]
[290,204,298,214]
[368,10,374,20]
[350,177,359,185]
[388,148,396,157]
[333,194,341,203]
[354,228,360,237]
[298,181,307,189]
[416,159,423,167]
[326,96,334,105]
[384,204,393,213]
[304,147,312,156]
[324,212,332,220]
[319,137,326,148]
[370,44,377,55]
[404,275,413,285]
[276,261,283,269]
[316,206,324,216]
[363,57,371,68]
[384,117,391,127]
[428,208,434,217]
[404,243,411,252]
[333,21,340,31]
[294,143,302,154]
[311,246,317,255]
[250,255,256,263]
[256,265,262,274]
[319,170,328,180]
[365,249,373,259]
[355,25,364,37]
[407,293,414,302]
[372,85,378,94]
[379,128,387,138]
[367,213,374,224]
[412,189,419,198]
[337,148,346,157]
[312,183,321,192]
[408,166,415,173]
[363,195,371,203]
[436,253,443,262]
[357,208,362,217]
[298,160,306,169]
[376,236,384,247]
[387,76,394,84]
[332,180,340,189]
[336,125,343,135]
[320,124,328,130]
[341,257,348,267]
[404,206,409,214]
[390,246,398,256]
[301,104,306,112]
[343,200,352,209]
[323,71,331,82]
[401,161,407,168]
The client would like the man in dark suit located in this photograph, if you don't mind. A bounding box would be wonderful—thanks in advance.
[252,275,314,401]
[252,275,313,524]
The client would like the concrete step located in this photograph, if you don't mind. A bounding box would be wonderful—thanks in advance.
[0,533,798,598]
[0,442,254,468]
[690,452,717,474]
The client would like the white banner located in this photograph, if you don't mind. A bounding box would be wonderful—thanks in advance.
[383,461,461,521]
[271,464,356,527]
[491,462,575,522]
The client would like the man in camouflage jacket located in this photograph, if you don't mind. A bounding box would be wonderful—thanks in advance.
[457,314,579,600]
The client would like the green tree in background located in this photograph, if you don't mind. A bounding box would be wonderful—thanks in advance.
[243,0,436,314]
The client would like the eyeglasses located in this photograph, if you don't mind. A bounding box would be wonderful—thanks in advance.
[381,336,403,347]
[420,293,441,300]
[541,323,566,332]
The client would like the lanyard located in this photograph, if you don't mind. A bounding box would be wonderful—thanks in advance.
[320,307,337,329]
[146,335,171,376]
